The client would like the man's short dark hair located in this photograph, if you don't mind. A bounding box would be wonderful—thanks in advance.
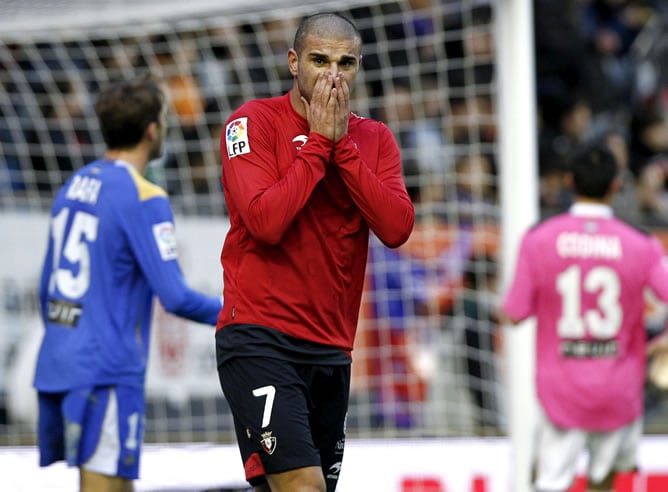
[95,74,164,150]
[570,140,618,199]
[293,12,361,55]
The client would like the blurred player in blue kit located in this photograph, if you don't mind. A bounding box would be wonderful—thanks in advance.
[32,75,222,492]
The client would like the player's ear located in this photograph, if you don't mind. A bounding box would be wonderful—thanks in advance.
[563,172,574,190]
[608,176,622,196]
[145,121,158,143]
[288,49,299,77]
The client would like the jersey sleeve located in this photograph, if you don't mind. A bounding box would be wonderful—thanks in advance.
[332,124,414,248]
[221,108,331,245]
[122,194,221,325]
[501,232,536,322]
[647,236,668,303]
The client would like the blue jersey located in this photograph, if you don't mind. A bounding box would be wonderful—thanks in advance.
[33,159,222,392]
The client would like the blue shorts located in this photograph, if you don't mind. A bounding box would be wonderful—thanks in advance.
[37,385,145,479]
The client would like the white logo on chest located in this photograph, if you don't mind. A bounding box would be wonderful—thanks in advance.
[292,134,308,150]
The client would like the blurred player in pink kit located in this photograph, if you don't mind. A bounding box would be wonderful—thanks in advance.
[501,140,668,492]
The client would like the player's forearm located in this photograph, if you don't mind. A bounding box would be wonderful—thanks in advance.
[333,135,414,247]
[237,144,329,245]
[159,283,222,326]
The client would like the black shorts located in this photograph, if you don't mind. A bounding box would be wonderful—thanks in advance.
[218,355,350,490]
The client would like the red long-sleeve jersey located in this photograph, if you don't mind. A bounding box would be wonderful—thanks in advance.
[217,93,414,352]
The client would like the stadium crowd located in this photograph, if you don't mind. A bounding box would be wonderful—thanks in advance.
[1,0,668,437]
[1,0,666,223]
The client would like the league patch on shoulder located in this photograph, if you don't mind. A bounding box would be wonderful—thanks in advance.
[152,222,178,261]
[226,117,250,158]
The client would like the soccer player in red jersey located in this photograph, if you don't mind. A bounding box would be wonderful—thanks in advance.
[215,12,414,492]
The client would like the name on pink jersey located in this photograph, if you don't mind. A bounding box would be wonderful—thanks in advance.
[556,232,622,259]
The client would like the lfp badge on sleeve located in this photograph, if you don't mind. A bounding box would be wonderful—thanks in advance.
[226,117,251,158]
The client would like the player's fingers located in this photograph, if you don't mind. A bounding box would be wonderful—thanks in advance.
[648,334,668,356]
[332,75,344,109]
[649,349,668,389]
[336,73,349,107]
[328,87,337,107]
[314,72,332,106]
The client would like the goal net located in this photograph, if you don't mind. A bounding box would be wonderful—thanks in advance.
[0,0,503,445]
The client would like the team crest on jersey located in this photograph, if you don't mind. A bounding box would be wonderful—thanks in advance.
[226,117,250,158]
[152,222,178,261]
[260,431,277,455]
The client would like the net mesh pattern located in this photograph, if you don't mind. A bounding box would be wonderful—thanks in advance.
[0,0,504,444]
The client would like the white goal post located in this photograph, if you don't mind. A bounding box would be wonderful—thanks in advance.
[497,0,539,491]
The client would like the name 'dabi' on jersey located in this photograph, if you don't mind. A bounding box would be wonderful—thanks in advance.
[65,175,102,205]
[556,232,622,260]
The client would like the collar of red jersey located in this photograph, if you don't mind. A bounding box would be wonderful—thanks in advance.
[569,202,613,218]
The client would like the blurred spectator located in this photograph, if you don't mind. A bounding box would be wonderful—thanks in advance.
[356,156,500,430]
[88,36,145,90]
[454,253,502,433]
[376,79,447,176]
[539,86,594,164]
[151,32,205,129]
[537,86,594,216]
[357,164,440,430]
[538,148,572,218]
[446,3,495,96]
[534,0,667,227]
[534,0,591,94]
[149,32,217,209]
[196,25,243,112]
[232,22,279,99]
[605,128,647,226]
[25,74,96,193]
[0,47,25,194]
[258,16,299,93]
[580,0,655,114]
[350,0,439,99]
[444,151,498,226]
[629,104,668,225]
[447,94,497,146]
[629,104,668,175]
[361,234,433,430]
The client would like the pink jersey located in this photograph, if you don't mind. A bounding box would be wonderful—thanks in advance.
[502,203,668,430]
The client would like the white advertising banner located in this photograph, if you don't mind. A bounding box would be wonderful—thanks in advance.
[3,437,668,492]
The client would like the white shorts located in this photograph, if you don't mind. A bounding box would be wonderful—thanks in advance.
[534,407,641,491]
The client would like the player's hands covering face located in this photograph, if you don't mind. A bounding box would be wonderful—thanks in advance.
[302,71,349,142]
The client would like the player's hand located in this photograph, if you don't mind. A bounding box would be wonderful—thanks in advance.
[301,71,337,141]
[648,333,668,358]
[648,333,668,390]
[332,72,350,142]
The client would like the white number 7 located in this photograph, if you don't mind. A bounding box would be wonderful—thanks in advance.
[252,385,276,428]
